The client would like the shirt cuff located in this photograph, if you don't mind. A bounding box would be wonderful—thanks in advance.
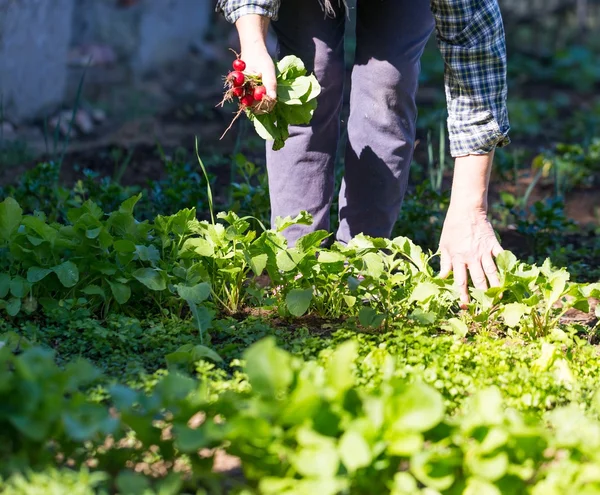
[220,3,280,24]
[448,109,511,158]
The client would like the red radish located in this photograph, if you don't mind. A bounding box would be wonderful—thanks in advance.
[240,94,255,107]
[232,87,244,97]
[232,59,246,71]
[228,71,245,87]
[253,86,267,101]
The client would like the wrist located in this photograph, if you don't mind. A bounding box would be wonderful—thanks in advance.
[448,190,488,213]
[236,14,270,49]
[448,153,493,213]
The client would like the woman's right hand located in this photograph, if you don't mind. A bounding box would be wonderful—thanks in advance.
[235,15,278,100]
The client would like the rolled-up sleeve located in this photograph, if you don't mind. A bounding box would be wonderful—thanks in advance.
[215,0,281,24]
[430,0,511,157]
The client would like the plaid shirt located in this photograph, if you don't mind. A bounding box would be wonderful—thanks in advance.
[216,0,510,157]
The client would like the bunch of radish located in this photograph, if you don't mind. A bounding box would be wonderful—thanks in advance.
[219,52,321,150]
[227,59,267,107]
[221,53,275,118]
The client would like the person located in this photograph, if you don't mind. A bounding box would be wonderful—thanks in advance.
[215,0,510,308]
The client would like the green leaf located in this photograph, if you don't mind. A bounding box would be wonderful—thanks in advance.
[108,280,131,304]
[62,408,113,442]
[251,111,283,142]
[173,424,209,453]
[249,253,268,275]
[464,478,502,495]
[343,295,356,308]
[292,428,340,478]
[188,304,214,338]
[279,98,317,125]
[277,76,312,102]
[176,282,211,304]
[276,55,307,79]
[466,453,509,482]
[359,307,385,329]
[0,273,10,298]
[191,344,222,363]
[9,413,50,442]
[544,270,569,311]
[244,337,293,400]
[86,227,102,239]
[502,302,530,327]
[496,250,517,275]
[389,382,444,432]
[116,470,150,495]
[302,77,322,102]
[6,297,21,316]
[52,261,79,288]
[181,238,214,257]
[132,268,166,291]
[392,472,419,495]
[362,252,384,279]
[109,384,138,409]
[276,248,305,272]
[0,197,22,241]
[339,430,372,473]
[318,251,346,264]
[135,244,160,263]
[9,276,27,297]
[532,343,556,373]
[166,344,222,369]
[409,282,440,303]
[27,267,52,284]
[326,340,357,395]
[286,288,313,317]
[81,285,106,299]
[118,194,142,215]
[113,239,136,253]
[462,388,505,428]
[386,431,424,456]
[297,230,330,253]
[22,216,57,243]
[442,317,469,338]
[411,450,458,491]
[275,211,313,233]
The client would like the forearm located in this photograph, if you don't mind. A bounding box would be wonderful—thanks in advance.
[448,152,494,213]
[235,14,270,50]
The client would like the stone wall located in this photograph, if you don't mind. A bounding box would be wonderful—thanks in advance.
[0,0,75,122]
[0,0,213,124]
[71,0,213,75]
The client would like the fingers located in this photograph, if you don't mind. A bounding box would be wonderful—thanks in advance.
[491,241,504,258]
[263,68,278,99]
[468,262,488,291]
[482,253,501,288]
[453,262,469,309]
[439,249,452,279]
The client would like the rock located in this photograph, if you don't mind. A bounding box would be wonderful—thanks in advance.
[1,121,16,138]
[91,108,107,123]
[67,44,117,67]
[73,109,94,135]
[48,108,98,137]
[49,114,77,138]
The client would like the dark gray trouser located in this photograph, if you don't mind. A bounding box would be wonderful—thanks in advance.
[267,0,435,246]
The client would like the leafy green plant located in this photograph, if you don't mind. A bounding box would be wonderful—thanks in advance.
[247,55,321,150]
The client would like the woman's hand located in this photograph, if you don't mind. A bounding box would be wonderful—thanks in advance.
[438,152,504,309]
[439,206,503,309]
[235,15,277,99]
